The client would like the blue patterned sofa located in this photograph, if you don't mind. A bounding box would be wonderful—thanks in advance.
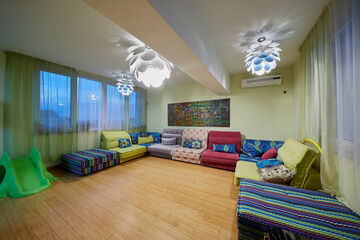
[129,132,161,148]
[234,139,284,185]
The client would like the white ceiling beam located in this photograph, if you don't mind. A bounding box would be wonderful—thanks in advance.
[82,0,230,95]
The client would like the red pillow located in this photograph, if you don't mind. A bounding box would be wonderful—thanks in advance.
[262,148,277,160]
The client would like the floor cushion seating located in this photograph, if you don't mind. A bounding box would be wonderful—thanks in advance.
[171,129,208,164]
[234,138,321,190]
[237,179,360,240]
[147,128,183,159]
[201,131,241,171]
[100,131,146,163]
[61,148,119,176]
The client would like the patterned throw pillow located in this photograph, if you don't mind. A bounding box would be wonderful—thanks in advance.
[257,165,295,183]
[241,140,263,157]
[212,144,237,153]
[183,140,202,149]
[119,138,131,148]
[256,159,284,169]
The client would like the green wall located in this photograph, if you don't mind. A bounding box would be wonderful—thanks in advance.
[147,66,295,141]
[0,50,5,157]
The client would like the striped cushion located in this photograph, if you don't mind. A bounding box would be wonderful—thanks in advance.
[237,179,360,240]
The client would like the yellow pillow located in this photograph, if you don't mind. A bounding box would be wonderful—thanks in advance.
[277,138,318,188]
[138,135,154,144]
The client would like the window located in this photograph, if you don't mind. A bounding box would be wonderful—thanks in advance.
[106,85,126,130]
[39,71,72,133]
[129,91,145,129]
[77,77,102,131]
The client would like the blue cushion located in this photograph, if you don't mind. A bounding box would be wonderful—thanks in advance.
[119,138,131,148]
[147,132,161,143]
[241,140,263,157]
[213,144,236,153]
[183,140,202,149]
[239,153,262,163]
[256,159,284,169]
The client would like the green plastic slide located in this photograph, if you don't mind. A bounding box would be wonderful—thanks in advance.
[0,148,58,199]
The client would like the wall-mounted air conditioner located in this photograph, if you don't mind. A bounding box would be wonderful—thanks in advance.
[241,74,282,89]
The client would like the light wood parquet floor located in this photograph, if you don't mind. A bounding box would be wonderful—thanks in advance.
[0,156,239,240]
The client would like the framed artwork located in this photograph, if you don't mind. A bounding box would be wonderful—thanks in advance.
[168,98,230,127]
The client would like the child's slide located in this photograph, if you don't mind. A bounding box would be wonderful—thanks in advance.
[0,148,58,199]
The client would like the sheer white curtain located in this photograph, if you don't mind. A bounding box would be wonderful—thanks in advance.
[330,0,360,215]
[297,8,339,196]
[129,89,147,133]
[77,72,103,150]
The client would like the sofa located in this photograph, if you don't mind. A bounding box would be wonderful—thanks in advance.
[129,132,161,148]
[234,138,321,190]
[147,128,183,159]
[201,131,241,171]
[100,131,147,163]
[170,129,208,164]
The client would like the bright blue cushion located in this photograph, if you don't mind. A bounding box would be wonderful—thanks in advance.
[256,159,284,169]
[119,138,131,148]
[239,153,262,163]
[183,140,202,149]
[212,144,236,153]
[241,140,263,157]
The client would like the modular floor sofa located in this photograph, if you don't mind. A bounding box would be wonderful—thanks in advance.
[147,128,183,159]
[201,131,241,171]
[171,128,208,165]
[100,131,147,163]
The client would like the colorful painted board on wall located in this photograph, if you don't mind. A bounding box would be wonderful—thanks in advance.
[168,98,230,127]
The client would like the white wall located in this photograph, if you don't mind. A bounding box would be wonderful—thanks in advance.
[0,50,5,157]
[147,66,295,141]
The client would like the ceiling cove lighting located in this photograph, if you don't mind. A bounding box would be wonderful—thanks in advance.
[244,37,281,75]
[116,74,135,96]
[126,45,174,88]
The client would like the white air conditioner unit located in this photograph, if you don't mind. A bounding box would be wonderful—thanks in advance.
[241,74,282,89]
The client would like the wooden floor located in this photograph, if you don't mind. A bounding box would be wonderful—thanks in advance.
[0,156,240,240]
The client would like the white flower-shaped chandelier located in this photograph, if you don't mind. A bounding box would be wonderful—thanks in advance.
[126,45,174,88]
[116,74,135,96]
[245,37,281,75]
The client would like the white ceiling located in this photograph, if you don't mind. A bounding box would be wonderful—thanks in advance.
[0,0,329,90]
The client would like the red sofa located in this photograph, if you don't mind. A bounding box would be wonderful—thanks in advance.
[201,131,241,171]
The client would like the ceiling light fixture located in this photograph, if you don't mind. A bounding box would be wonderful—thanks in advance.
[116,74,135,96]
[126,45,174,88]
[244,37,281,75]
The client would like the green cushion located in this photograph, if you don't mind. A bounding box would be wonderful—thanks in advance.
[110,145,146,159]
[138,136,154,144]
[100,131,130,149]
[234,160,260,182]
[278,138,318,188]
[303,167,321,190]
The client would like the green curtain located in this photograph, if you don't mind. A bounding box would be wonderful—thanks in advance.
[4,52,78,165]
[4,52,37,158]
[3,52,147,165]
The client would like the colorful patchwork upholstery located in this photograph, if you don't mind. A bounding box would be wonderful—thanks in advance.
[129,132,147,144]
[171,129,208,164]
[61,149,119,176]
[237,179,360,240]
[239,153,262,163]
[147,132,161,143]
[201,131,241,171]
